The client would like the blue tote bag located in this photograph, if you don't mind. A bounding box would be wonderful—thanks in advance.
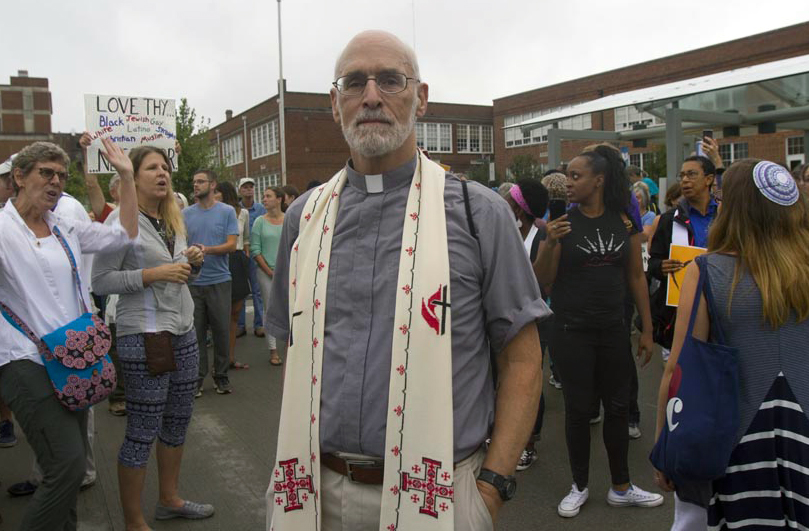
[650,255,740,485]
[0,225,116,411]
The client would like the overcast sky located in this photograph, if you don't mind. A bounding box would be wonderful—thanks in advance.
[2,1,807,133]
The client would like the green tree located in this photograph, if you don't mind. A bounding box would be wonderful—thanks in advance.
[644,144,667,182]
[466,163,492,186]
[175,98,229,199]
[64,161,87,204]
[508,154,543,181]
[65,163,118,208]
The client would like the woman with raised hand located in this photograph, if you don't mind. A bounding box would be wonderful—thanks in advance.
[0,139,137,531]
[655,159,809,530]
[536,143,661,518]
[92,145,213,530]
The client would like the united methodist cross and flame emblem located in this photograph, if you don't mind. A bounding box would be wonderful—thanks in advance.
[421,285,450,335]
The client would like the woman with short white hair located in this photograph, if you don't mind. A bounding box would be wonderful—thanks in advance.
[0,139,137,531]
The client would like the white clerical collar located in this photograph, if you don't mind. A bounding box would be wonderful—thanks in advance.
[345,156,418,194]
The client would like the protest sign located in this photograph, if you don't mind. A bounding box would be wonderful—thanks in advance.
[666,244,707,307]
[84,94,177,173]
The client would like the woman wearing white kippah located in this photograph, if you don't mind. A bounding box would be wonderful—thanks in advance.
[655,159,809,530]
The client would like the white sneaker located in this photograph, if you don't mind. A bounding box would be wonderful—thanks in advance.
[558,484,589,517]
[661,348,671,362]
[549,375,562,389]
[607,484,664,508]
[628,423,642,439]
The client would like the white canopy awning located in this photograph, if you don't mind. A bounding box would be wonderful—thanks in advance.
[507,54,809,132]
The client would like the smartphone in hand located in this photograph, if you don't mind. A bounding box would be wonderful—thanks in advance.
[549,199,567,220]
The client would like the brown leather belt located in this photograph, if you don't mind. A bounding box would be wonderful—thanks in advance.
[321,453,385,485]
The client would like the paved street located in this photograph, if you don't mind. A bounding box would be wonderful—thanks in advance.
[0,310,675,530]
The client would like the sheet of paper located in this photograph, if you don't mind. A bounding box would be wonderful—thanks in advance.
[84,94,177,173]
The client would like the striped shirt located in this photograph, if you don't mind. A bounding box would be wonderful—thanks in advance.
[708,374,809,529]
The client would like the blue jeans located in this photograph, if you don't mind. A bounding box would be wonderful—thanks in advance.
[238,258,264,329]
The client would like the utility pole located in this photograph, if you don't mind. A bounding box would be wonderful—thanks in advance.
[277,0,287,185]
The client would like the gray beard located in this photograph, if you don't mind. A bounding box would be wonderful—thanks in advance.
[340,100,418,159]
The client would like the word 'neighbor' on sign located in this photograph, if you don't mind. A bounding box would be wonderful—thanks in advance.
[84,94,177,174]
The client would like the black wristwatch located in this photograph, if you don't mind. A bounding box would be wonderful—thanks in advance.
[477,468,517,501]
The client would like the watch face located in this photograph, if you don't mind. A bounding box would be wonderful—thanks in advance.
[504,479,517,499]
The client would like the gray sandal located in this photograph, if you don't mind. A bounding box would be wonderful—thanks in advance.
[155,501,215,520]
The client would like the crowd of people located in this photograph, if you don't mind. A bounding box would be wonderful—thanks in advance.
[1,28,808,531]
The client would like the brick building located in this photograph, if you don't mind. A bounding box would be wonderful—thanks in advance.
[494,21,809,178]
[207,91,493,196]
[0,70,56,161]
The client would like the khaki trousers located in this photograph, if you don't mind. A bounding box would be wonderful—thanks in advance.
[320,446,494,531]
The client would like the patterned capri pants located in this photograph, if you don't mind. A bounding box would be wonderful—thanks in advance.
[117,329,199,468]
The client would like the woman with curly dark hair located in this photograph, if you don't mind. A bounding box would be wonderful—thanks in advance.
[536,143,661,518]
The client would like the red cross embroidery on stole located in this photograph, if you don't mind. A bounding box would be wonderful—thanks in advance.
[273,458,314,512]
[400,457,454,518]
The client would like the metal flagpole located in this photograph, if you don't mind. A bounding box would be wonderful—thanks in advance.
[277,0,287,186]
[412,0,416,52]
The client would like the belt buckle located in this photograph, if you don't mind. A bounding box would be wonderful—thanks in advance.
[344,458,379,483]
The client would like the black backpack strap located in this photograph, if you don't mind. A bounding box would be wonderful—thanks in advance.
[461,179,478,240]
[530,231,542,262]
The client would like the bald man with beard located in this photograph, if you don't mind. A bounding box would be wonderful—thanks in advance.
[265,31,549,531]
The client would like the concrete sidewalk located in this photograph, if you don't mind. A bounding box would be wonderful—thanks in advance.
[0,328,675,530]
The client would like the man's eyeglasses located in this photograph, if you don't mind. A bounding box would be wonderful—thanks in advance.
[677,170,705,182]
[332,72,418,96]
[38,167,68,182]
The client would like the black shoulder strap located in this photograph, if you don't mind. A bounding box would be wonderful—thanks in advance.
[461,179,478,240]
[530,231,541,262]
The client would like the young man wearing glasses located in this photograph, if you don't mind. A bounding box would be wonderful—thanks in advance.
[183,170,239,395]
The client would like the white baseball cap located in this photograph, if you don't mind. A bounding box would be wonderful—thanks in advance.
[0,153,17,176]
[238,177,256,188]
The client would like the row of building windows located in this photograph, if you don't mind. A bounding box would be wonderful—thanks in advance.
[504,106,593,148]
[216,118,805,171]
[719,142,749,166]
[787,135,804,156]
[414,123,493,154]
[629,143,751,172]
[614,106,665,132]
[505,105,662,148]
[222,135,243,167]
[415,122,452,153]
[251,120,280,159]
[456,124,493,154]
[218,119,281,167]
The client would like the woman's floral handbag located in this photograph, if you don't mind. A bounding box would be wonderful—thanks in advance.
[0,226,116,411]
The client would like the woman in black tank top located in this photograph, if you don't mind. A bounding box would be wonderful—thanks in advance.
[535,144,660,517]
